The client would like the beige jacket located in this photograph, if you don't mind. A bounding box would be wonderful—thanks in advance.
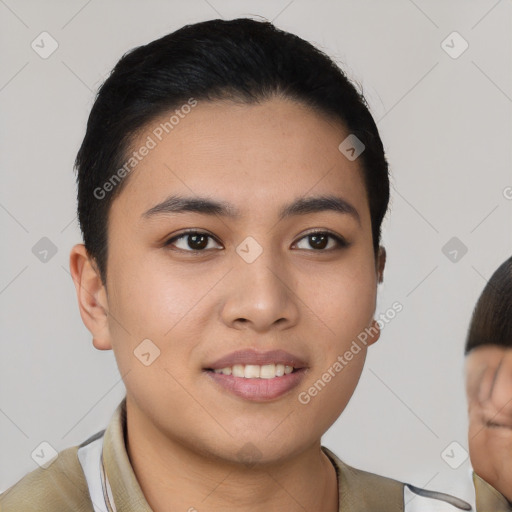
[1,397,509,511]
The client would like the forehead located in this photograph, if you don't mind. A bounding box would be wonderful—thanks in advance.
[111,97,370,224]
[466,345,511,371]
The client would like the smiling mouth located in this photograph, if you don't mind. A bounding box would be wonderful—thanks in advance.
[203,365,307,402]
[204,363,301,379]
[203,348,309,401]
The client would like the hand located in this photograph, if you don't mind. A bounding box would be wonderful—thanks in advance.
[466,346,512,503]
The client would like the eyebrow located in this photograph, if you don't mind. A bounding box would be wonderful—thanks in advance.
[142,194,361,224]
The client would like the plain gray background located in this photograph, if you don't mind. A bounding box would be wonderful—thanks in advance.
[1,0,511,499]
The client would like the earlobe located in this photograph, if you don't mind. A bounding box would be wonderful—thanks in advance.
[367,319,381,346]
[69,244,112,350]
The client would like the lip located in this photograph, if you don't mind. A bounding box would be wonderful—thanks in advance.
[205,348,308,370]
[203,348,309,402]
[205,368,308,402]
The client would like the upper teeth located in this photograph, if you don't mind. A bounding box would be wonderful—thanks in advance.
[213,364,294,379]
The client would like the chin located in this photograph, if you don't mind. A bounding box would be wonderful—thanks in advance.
[200,435,309,469]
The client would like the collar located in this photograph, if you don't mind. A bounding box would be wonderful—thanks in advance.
[101,397,151,511]
[94,397,404,512]
[473,470,512,512]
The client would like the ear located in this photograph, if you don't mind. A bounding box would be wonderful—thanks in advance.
[69,243,112,350]
[366,319,381,346]
[376,245,386,284]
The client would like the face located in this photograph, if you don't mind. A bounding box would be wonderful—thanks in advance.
[72,96,384,465]
[466,345,512,500]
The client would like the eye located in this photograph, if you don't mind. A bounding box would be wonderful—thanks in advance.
[164,230,222,252]
[293,230,349,251]
[164,229,349,253]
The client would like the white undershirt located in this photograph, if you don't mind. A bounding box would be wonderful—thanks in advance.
[77,435,116,512]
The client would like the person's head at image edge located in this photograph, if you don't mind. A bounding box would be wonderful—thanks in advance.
[70,17,389,511]
[465,255,512,504]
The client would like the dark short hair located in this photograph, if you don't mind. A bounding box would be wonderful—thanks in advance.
[75,17,390,285]
[465,255,512,354]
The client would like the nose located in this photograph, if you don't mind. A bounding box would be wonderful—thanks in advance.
[220,245,300,333]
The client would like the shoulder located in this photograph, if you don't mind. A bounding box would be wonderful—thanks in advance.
[323,445,405,511]
[472,470,512,511]
[322,446,474,512]
[0,444,95,512]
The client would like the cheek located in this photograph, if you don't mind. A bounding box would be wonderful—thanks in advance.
[302,258,377,340]
[106,259,219,401]
[108,250,199,336]
[292,263,375,424]
[294,348,368,439]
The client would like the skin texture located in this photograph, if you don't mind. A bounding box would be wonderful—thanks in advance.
[466,345,512,503]
[70,97,386,512]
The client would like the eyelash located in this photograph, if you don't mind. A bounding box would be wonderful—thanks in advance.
[164,229,349,253]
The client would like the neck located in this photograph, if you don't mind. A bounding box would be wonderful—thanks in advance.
[124,400,339,512]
